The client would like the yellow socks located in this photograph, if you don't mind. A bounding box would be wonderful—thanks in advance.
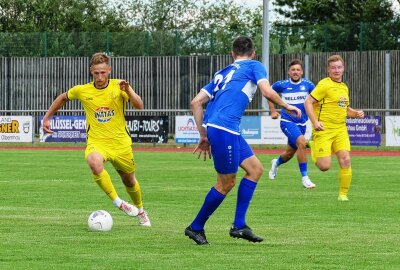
[93,170,118,201]
[125,179,143,209]
[339,167,352,196]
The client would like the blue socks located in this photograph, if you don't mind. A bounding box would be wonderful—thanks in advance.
[191,178,258,231]
[234,178,257,229]
[191,187,225,231]
[299,162,308,177]
[278,156,308,177]
[276,156,285,166]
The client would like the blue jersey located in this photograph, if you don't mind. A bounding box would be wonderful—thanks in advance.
[201,59,268,134]
[271,78,315,124]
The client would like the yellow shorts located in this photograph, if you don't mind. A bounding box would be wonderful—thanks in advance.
[312,125,350,158]
[85,140,135,173]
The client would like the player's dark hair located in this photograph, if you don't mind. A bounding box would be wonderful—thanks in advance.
[232,36,254,57]
[289,59,303,68]
[90,52,110,66]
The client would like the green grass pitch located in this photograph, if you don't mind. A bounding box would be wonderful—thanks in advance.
[0,149,399,269]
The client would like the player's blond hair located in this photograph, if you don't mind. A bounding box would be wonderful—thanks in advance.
[90,52,110,67]
[327,55,344,66]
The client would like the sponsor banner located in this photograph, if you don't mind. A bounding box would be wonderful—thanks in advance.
[385,116,400,146]
[261,116,312,144]
[174,115,312,145]
[346,116,381,146]
[0,115,33,142]
[126,116,168,143]
[175,116,199,144]
[39,115,87,142]
[241,116,262,144]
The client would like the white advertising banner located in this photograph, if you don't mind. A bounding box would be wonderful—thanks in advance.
[385,116,400,146]
[175,115,199,144]
[0,115,33,142]
[261,116,312,144]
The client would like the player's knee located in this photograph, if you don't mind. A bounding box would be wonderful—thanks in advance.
[89,163,103,175]
[255,164,264,178]
[247,163,264,181]
[340,157,351,167]
[316,162,330,172]
[219,179,236,194]
[296,137,307,150]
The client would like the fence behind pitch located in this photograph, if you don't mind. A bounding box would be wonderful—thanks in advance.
[1,51,399,134]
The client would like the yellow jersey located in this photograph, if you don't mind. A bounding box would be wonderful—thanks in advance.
[310,77,349,129]
[67,79,131,144]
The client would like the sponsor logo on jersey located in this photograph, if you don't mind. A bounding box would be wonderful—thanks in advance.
[94,107,115,123]
[338,96,348,108]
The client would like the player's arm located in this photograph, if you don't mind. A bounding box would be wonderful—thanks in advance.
[119,80,144,109]
[304,95,324,131]
[267,99,280,119]
[42,92,69,133]
[258,80,301,118]
[347,107,364,118]
[191,91,211,160]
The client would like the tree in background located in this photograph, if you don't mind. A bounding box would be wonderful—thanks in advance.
[272,0,400,51]
[0,0,129,32]
[125,0,263,55]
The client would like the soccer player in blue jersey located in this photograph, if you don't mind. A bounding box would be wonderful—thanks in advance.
[267,59,316,188]
[185,36,302,245]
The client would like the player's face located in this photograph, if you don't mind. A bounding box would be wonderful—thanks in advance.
[327,60,344,82]
[288,64,303,82]
[90,63,112,88]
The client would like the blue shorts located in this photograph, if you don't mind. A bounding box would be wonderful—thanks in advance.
[207,126,254,174]
[280,121,306,149]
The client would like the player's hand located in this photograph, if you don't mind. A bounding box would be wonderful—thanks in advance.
[356,110,364,118]
[285,105,302,118]
[119,80,130,93]
[42,118,54,134]
[313,121,324,131]
[270,111,280,119]
[193,137,211,161]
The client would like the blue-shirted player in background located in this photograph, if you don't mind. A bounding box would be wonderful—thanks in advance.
[267,59,316,188]
[185,36,302,245]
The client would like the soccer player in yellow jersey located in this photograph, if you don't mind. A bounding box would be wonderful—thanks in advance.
[305,55,364,201]
[42,52,151,226]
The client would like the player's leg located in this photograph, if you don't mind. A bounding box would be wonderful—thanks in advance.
[113,147,149,225]
[118,171,150,226]
[269,122,297,180]
[186,127,237,245]
[86,145,124,208]
[312,131,333,172]
[230,136,263,242]
[333,129,352,201]
[294,125,315,188]
[269,145,296,180]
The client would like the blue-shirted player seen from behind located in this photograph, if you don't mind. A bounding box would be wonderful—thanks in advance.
[185,36,302,245]
[267,59,316,189]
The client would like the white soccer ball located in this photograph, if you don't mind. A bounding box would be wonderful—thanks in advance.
[88,210,113,232]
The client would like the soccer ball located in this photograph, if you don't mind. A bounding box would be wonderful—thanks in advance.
[88,210,113,232]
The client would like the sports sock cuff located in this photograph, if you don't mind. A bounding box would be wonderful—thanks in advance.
[240,178,257,189]
[93,170,108,181]
[340,167,352,174]
[113,197,123,208]
[211,187,226,199]
[277,156,284,165]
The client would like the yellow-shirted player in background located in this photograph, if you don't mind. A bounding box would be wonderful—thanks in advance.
[43,52,151,226]
[305,55,364,201]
